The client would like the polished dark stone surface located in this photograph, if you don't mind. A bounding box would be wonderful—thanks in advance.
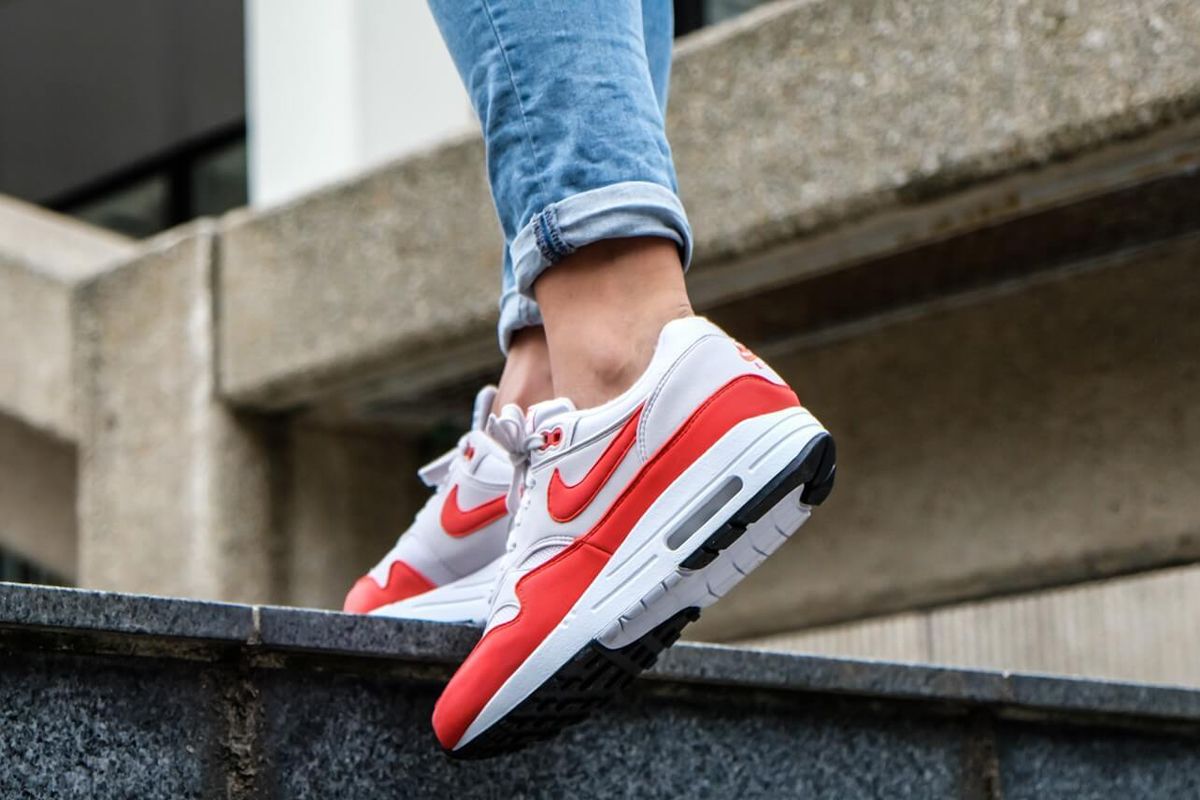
[996,722,1200,800]
[256,670,972,800]
[0,648,223,800]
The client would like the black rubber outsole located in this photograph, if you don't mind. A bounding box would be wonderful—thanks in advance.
[447,431,837,760]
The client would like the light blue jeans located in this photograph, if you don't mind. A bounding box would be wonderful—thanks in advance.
[426,0,691,352]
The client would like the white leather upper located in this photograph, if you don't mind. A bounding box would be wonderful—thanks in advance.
[483,317,788,631]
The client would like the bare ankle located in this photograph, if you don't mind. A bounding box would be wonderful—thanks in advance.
[534,237,693,408]
[494,326,554,412]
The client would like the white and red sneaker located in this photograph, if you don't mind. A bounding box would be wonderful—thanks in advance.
[342,387,513,626]
[432,317,836,757]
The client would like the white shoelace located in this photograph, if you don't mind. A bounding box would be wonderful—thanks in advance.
[482,405,546,613]
[484,405,543,533]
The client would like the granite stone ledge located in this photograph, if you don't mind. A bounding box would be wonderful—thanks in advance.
[3,583,1198,735]
[0,582,253,644]
[255,604,477,664]
[655,641,1200,727]
[996,721,1200,799]
[0,648,223,799]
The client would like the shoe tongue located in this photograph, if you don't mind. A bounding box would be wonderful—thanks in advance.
[527,398,576,431]
[471,386,498,431]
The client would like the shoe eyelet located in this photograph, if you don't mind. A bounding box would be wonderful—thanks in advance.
[539,427,565,451]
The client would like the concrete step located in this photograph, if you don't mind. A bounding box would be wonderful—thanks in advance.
[1,582,1198,799]
[742,562,1200,687]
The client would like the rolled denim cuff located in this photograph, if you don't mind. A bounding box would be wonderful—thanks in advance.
[497,285,545,355]
[509,181,692,300]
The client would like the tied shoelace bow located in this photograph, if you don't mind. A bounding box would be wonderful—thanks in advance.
[483,404,545,613]
[484,404,544,530]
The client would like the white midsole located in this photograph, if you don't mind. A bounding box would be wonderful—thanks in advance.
[458,406,825,747]
[370,556,501,625]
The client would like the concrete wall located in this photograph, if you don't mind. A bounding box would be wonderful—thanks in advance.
[282,423,421,609]
[692,234,1200,640]
[74,225,279,600]
[0,195,134,439]
[216,0,1200,411]
[0,414,76,580]
[0,196,132,585]
[743,562,1200,688]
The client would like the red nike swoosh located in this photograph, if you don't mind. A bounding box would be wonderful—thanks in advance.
[547,405,643,523]
[440,485,508,537]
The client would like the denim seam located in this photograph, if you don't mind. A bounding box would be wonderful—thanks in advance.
[534,206,575,264]
[533,211,554,265]
[478,0,550,216]
[543,206,574,260]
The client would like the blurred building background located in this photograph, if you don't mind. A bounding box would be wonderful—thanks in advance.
[0,0,750,233]
[1,0,1198,691]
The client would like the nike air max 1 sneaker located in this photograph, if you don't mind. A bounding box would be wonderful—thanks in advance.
[433,317,836,757]
[342,386,513,626]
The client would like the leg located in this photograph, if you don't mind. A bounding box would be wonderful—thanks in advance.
[534,1,688,407]
[494,324,553,410]
[536,237,691,406]
[428,0,691,408]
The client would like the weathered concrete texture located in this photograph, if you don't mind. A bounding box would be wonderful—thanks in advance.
[215,0,1200,411]
[691,234,1200,641]
[670,0,1200,267]
[75,224,279,602]
[219,138,502,408]
[282,424,422,609]
[928,563,1200,686]
[0,414,76,580]
[740,562,1200,688]
[744,611,932,666]
[0,195,134,439]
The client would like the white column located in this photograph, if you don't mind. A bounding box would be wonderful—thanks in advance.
[246,0,475,207]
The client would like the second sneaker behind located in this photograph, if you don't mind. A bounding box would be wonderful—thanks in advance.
[343,386,513,626]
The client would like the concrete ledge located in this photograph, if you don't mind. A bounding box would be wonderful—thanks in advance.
[216,0,1200,413]
[1,583,1198,798]
[0,195,134,440]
